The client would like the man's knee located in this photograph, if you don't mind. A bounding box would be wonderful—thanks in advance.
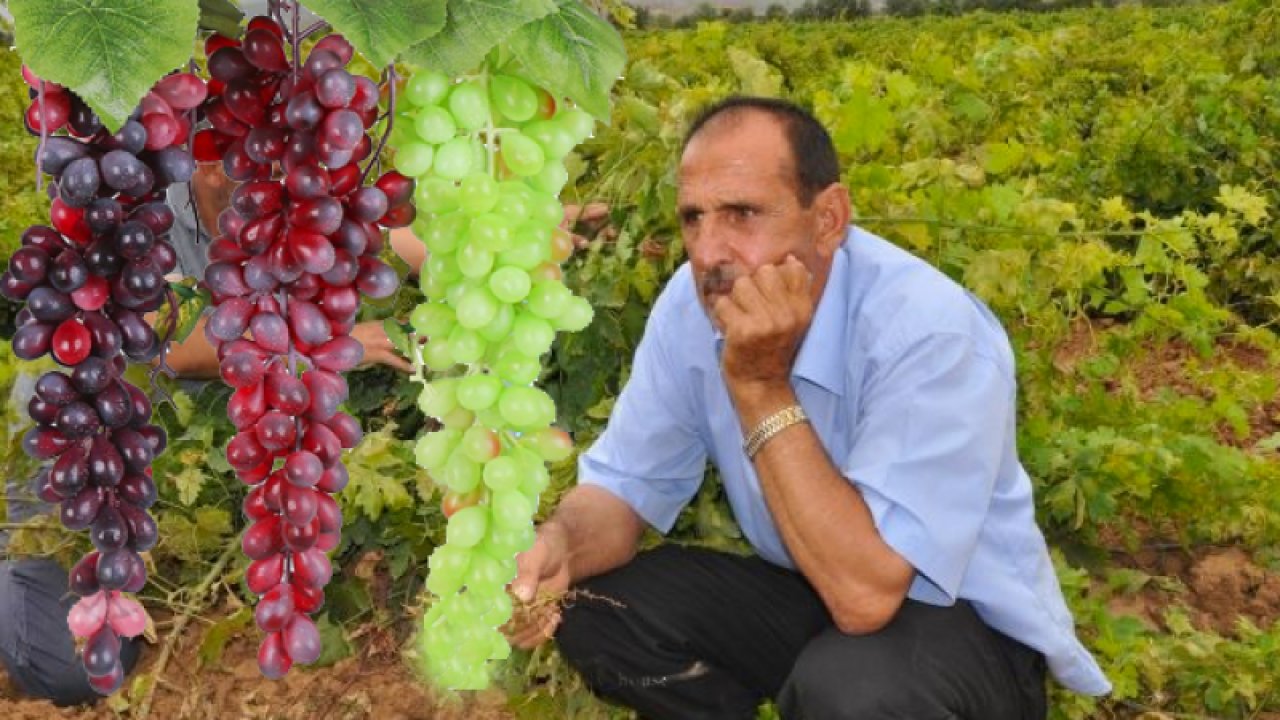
[777,630,926,720]
[555,589,627,686]
[0,559,142,707]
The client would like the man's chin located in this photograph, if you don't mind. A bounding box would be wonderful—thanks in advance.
[699,294,726,332]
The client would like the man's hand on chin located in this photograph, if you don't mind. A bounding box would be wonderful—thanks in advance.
[712,255,814,407]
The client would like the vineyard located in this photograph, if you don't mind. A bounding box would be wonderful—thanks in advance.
[2,0,1279,718]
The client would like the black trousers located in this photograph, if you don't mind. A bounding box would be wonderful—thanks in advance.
[555,545,1047,720]
[0,558,142,706]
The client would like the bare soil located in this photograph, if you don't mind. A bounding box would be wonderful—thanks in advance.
[0,603,516,720]
[1108,544,1280,636]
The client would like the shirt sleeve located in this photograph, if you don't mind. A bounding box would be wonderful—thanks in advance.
[577,304,707,534]
[841,332,1011,604]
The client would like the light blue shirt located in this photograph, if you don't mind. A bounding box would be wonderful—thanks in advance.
[578,225,1112,696]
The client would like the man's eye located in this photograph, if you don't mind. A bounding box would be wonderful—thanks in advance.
[733,207,755,220]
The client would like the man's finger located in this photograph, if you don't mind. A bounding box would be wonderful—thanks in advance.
[542,611,562,640]
[712,294,743,333]
[730,271,778,326]
[754,263,791,306]
[781,255,810,294]
[580,202,610,223]
[512,542,547,603]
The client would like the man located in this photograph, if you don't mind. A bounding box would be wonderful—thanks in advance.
[505,96,1111,719]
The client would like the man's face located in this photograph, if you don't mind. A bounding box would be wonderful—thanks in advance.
[677,112,838,325]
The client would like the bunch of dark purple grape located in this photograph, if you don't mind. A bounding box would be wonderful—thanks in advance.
[1,67,207,695]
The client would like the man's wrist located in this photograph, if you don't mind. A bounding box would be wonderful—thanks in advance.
[729,380,796,429]
[537,519,571,567]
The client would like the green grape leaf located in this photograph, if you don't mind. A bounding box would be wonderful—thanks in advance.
[832,89,893,153]
[300,0,447,68]
[168,388,196,427]
[978,140,1025,176]
[173,466,206,506]
[508,0,627,121]
[313,615,354,667]
[9,0,200,133]
[197,608,251,668]
[157,507,232,562]
[155,282,209,346]
[727,47,783,97]
[403,0,556,77]
[383,317,412,359]
[340,425,415,521]
[197,0,244,38]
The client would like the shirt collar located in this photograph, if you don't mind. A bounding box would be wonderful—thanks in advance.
[710,232,850,397]
[792,236,849,396]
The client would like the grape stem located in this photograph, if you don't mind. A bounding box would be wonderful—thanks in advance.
[359,65,397,187]
[134,542,238,720]
[409,334,426,384]
[146,287,181,411]
[268,0,285,35]
[299,21,329,40]
[278,292,298,380]
[290,0,301,86]
[34,79,47,192]
[275,282,300,592]
[482,65,496,178]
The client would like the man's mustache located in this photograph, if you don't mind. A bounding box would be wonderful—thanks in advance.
[699,265,739,298]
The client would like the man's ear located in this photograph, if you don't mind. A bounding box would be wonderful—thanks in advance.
[814,183,851,256]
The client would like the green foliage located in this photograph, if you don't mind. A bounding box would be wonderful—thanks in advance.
[196,0,243,37]
[338,423,422,522]
[507,0,629,121]
[9,0,201,132]
[403,0,558,78]
[301,0,446,68]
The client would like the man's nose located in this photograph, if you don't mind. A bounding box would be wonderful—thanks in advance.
[687,219,732,267]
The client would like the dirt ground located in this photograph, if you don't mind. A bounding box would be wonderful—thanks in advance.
[0,604,517,720]
[4,542,1277,719]
[1107,544,1280,637]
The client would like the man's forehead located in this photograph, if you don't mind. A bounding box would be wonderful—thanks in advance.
[682,110,790,160]
[679,118,793,187]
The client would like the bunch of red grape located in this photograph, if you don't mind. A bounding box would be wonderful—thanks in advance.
[2,67,206,693]
[192,16,411,679]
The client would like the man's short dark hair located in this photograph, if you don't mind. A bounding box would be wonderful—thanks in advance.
[681,96,841,206]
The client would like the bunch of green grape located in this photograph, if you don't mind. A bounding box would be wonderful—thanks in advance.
[392,64,595,689]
